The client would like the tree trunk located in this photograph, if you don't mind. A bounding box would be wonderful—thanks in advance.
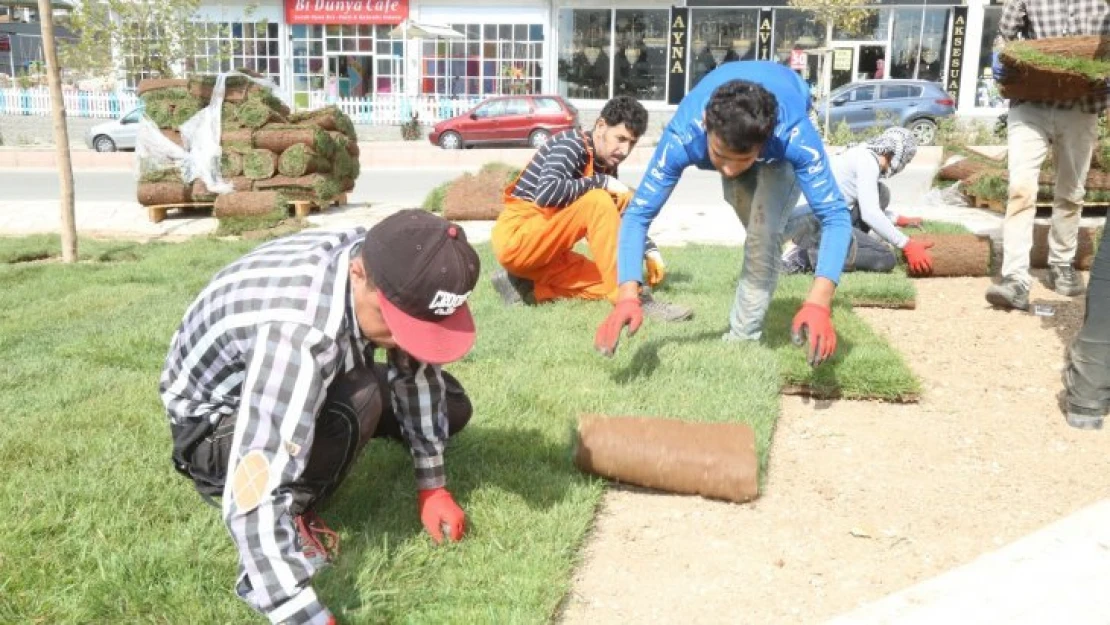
[38,0,77,263]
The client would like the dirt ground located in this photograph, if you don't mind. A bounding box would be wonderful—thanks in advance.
[559,273,1110,625]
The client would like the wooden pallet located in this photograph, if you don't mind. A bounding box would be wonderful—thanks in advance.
[965,193,1109,216]
[147,193,348,223]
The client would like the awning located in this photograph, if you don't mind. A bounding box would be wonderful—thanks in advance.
[388,19,464,40]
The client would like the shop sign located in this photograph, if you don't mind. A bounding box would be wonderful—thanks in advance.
[946,6,969,106]
[833,48,852,71]
[756,10,772,61]
[789,49,807,70]
[284,0,408,25]
[667,8,690,105]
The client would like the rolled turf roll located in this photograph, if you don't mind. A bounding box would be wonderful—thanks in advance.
[213,191,287,218]
[441,170,508,221]
[221,129,254,153]
[912,233,993,277]
[573,414,759,504]
[255,173,343,203]
[1030,223,1100,271]
[220,151,244,177]
[137,182,191,206]
[255,125,334,155]
[277,144,332,177]
[242,149,278,180]
[137,78,189,97]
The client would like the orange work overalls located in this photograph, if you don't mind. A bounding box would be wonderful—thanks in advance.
[490,136,631,302]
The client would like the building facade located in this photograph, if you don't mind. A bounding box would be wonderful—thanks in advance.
[183,0,1008,117]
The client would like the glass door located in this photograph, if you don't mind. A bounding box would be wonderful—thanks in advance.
[857,44,887,80]
[327,54,376,99]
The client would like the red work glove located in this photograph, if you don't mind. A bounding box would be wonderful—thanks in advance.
[902,238,935,276]
[594,297,643,358]
[895,215,923,228]
[418,487,466,544]
[791,302,837,367]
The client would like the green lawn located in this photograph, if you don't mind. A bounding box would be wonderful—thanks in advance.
[0,235,917,624]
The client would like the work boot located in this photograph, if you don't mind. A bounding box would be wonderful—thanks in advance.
[1047,264,1086,297]
[639,290,694,322]
[985,277,1029,311]
[490,268,536,306]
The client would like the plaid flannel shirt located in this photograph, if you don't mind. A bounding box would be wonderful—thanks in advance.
[998,0,1110,113]
[160,228,449,624]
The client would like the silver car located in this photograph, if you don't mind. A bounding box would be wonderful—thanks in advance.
[84,105,144,152]
[813,79,956,145]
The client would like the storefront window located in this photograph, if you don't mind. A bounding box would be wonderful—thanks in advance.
[421,23,542,97]
[773,9,826,91]
[558,9,612,100]
[689,9,759,90]
[189,22,281,85]
[977,7,1007,108]
[289,24,407,108]
[889,8,950,81]
[612,10,668,100]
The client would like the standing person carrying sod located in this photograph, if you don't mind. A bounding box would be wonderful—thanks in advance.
[490,95,692,321]
[985,0,1110,310]
[783,127,935,276]
[594,61,853,366]
[161,210,479,624]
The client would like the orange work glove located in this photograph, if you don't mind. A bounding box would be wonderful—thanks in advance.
[594,296,643,358]
[902,238,935,276]
[418,487,466,544]
[791,302,837,367]
[644,250,666,288]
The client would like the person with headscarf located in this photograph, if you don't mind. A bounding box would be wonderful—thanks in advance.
[781,126,934,275]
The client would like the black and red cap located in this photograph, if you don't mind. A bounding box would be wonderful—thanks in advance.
[362,209,481,365]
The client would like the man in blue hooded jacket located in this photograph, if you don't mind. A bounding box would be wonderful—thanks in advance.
[594,61,852,366]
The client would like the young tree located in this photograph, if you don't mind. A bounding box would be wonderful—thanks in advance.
[788,0,878,137]
[38,0,76,262]
[59,0,250,84]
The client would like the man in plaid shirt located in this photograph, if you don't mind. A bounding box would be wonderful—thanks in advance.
[986,0,1110,310]
[161,210,480,624]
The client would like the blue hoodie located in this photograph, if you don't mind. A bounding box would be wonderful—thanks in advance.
[617,61,852,285]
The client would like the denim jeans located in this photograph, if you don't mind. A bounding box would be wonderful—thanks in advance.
[721,161,802,340]
[788,203,896,273]
[1065,224,1110,417]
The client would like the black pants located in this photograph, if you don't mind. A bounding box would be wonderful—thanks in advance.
[181,364,472,514]
[1065,225,1110,414]
[798,228,898,273]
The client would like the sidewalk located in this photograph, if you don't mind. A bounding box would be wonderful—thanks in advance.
[823,499,1110,625]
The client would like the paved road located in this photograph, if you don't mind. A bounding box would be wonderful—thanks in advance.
[0,161,935,208]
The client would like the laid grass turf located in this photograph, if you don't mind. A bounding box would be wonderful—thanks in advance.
[1004,39,1110,81]
[0,235,918,623]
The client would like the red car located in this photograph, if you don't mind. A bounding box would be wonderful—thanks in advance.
[429,94,579,150]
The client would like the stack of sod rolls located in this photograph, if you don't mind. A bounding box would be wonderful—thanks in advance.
[135,75,360,221]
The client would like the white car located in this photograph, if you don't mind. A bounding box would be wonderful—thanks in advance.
[84,105,144,152]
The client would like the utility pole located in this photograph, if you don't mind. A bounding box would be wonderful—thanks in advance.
[36,0,77,263]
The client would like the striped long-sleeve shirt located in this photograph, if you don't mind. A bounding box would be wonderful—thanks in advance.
[999,0,1110,113]
[510,130,616,208]
[159,228,449,624]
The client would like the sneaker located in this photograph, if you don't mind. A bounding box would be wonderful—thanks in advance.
[295,511,339,566]
[781,245,811,275]
[1047,264,1086,297]
[490,268,536,306]
[640,292,694,322]
[985,278,1029,311]
[1065,403,1106,430]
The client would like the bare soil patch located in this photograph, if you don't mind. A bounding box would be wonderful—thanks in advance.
[560,274,1110,625]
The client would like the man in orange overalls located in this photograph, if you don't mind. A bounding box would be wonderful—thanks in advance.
[490,95,692,321]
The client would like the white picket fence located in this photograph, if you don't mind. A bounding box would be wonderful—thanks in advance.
[308,93,482,126]
[0,87,482,125]
[0,88,141,118]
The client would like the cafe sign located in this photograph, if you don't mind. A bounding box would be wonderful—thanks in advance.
[284,0,408,24]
